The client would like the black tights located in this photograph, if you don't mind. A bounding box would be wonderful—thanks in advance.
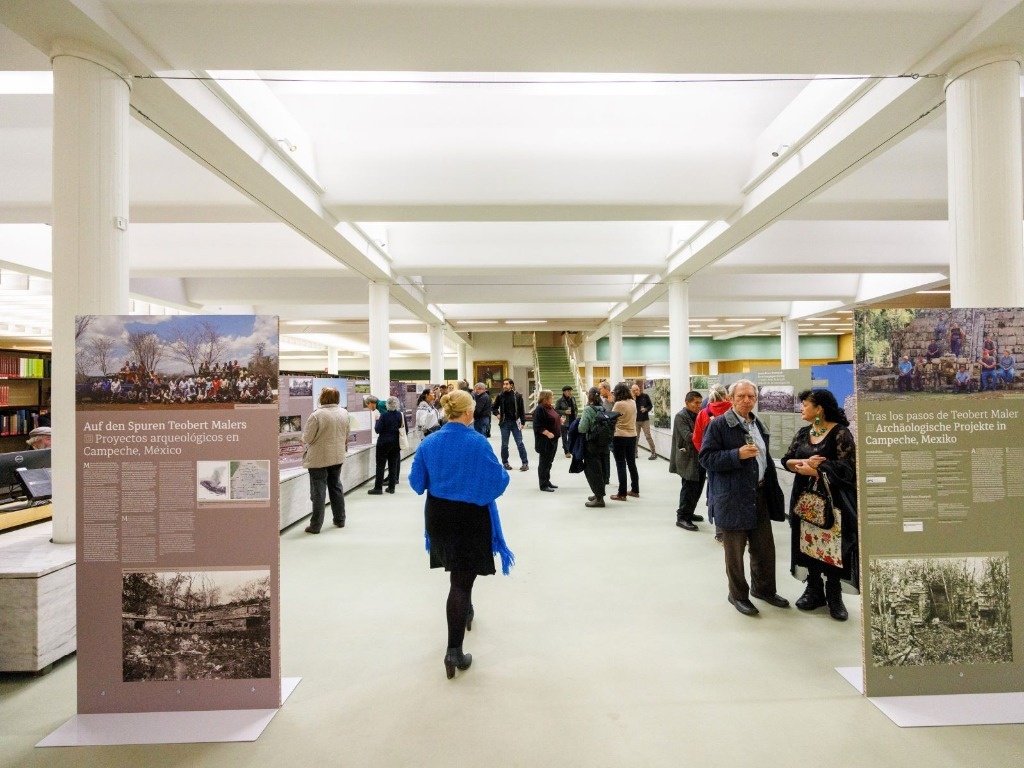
[446,571,477,649]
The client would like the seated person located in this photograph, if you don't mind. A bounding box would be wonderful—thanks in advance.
[983,334,996,356]
[896,355,914,392]
[26,427,51,449]
[925,339,941,362]
[1000,349,1016,387]
[911,356,927,392]
[980,351,999,391]
[953,363,972,393]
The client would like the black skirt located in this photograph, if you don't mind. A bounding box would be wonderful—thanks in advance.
[425,494,496,575]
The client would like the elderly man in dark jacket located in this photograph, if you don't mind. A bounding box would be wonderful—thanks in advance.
[698,379,789,617]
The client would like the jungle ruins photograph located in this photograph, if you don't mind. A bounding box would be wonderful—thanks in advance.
[121,569,272,682]
[870,554,1012,667]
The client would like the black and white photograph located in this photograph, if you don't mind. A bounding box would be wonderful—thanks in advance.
[870,554,1013,668]
[75,315,279,409]
[288,378,313,397]
[756,384,796,413]
[196,460,229,499]
[121,569,272,682]
[279,414,301,434]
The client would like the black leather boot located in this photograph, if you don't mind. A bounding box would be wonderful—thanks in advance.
[466,605,475,632]
[825,577,848,621]
[443,647,473,679]
[795,574,826,611]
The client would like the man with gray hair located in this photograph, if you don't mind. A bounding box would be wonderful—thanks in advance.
[699,379,789,617]
[472,382,492,436]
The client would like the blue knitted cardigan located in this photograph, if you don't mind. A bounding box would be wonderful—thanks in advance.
[409,421,515,575]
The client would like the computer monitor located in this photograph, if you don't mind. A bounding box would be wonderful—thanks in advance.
[0,448,51,507]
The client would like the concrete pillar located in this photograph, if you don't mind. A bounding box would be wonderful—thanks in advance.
[51,44,131,544]
[368,282,390,400]
[429,324,444,384]
[609,323,623,385]
[781,319,800,369]
[668,278,691,419]
[457,342,468,384]
[326,346,338,375]
[946,50,1024,307]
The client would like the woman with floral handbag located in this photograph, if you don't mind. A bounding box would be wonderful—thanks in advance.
[781,389,858,621]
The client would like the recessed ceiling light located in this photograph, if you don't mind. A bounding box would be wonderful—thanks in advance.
[506,320,546,324]
[457,320,498,324]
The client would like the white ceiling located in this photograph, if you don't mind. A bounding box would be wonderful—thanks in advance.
[0,0,1022,361]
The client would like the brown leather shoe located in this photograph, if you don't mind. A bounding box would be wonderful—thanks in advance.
[610,494,627,501]
[627,491,639,498]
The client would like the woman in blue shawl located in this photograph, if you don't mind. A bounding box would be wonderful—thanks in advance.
[409,388,514,680]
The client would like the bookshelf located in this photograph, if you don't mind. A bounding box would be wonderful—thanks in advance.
[0,351,51,452]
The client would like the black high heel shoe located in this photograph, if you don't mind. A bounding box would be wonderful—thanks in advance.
[443,647,472,679]
[466,605,474,632]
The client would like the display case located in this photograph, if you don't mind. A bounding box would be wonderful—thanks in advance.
[0,350,50,452]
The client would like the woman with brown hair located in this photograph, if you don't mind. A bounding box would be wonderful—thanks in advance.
[532,389,561,492]
[301,386,350,533]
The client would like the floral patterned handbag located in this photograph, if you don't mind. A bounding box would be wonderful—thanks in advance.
[798,473,843,567]
[799,516,843,568]
[793,474,835,529]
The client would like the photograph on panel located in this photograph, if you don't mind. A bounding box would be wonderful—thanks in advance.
[121,569,272,682]
[75,315,279,409]
[855,308,1024,400]
[870,554,1012,667]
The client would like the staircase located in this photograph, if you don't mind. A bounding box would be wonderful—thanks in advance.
[535,346,575,394]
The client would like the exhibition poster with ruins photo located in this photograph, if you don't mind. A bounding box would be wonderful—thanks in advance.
[74,315,282,713]
[855,308,1021,697]
[707,369,812,452]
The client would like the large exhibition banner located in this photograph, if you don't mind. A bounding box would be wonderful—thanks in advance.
[855,308,1022,697]
[74,315,281,713]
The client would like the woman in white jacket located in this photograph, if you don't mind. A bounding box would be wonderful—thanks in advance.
[416,389,441,435]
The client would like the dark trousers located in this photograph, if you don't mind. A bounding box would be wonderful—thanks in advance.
[678,469,706,522]
[583,444,609,498]
[612,436,639,495]
[374,442,400,491]
[721,487,777,600]
[560,426,572,454]
[537,438,558,489]
[308,463,345,530]
[474,416,491,436]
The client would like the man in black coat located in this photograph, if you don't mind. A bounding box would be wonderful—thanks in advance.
[554,385,578,457]
[491,378,529,471]
[698,380,789,617]
[472,382,492,436]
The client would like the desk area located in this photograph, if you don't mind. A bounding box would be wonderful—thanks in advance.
[0,500,52,533]
[0,516,76,672]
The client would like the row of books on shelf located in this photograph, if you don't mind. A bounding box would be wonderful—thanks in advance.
[0,408,40,436]
[0,355,49,378]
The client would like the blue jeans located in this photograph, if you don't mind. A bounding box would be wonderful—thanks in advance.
[499,420,529,465]
[474,416,491,436]
[981,369,998,390]
[308,464,345,530]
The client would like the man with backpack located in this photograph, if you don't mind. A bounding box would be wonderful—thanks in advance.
[577,386,619,507]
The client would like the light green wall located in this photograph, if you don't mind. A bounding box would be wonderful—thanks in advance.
[595,335,838,362]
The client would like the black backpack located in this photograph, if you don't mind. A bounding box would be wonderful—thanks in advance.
[587,408,620,448]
